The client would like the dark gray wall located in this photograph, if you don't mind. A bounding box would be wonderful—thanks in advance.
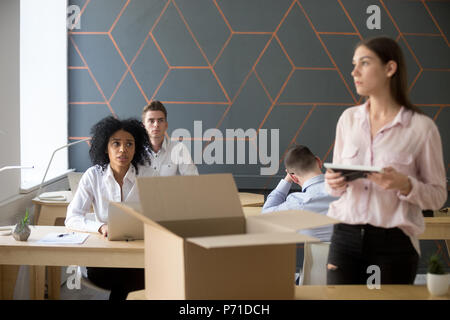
[68,0,449,190]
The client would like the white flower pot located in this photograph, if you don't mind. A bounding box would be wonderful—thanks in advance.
[427,273,449,296]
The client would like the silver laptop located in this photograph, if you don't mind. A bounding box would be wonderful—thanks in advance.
[107,201,144,241]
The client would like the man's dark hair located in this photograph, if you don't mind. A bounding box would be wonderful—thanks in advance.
[142,100,167,120]
[284,145,317,174]
[89,116,150,174]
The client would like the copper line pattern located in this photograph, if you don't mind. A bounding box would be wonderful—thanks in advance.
[212,33,233,67]
[278,102,354,106]
[151,0,231,106]
[379,0,423,71]
[172,0,210,65]
[250,1,298,132]
[161,101,229,105]
[233,32,274,35]
[109,0,171,104]
[287,104,317,148]
[69,32,108,35]
[409,68,423,93]
[253,69,274,103]
[335,0,365,104]
[381,4,424,93]
[106,0,150,103]
[108,0,130,34]
[274,34,295,68]
[214,0,296,132]
[257,68,295,132]
[149,32,170,68]
[421,0,450,47]
[317,32,360,35]
[403,33,442,37]
[213,32,275,131]
[337,0,363,40]
[78,0,90,18]
[322,141,335,164]
[150,68,170,101]
[69,102,106,105]
[433,105,444,122]
[294,67,337,70]
[296,0,358,104]
[69,35,117,117]
[212,0,233,33]
[109,33,150,104]
[68,66,88,69]
[170,66,211,69]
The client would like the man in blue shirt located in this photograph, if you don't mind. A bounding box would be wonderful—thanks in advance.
[262,145,337,242]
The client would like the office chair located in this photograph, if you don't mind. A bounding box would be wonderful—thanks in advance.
[300,242,330,285]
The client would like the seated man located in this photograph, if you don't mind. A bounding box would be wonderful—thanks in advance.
[262,145,337,242]
[142,100,198,176]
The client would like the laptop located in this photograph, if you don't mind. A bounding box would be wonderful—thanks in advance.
[107,201,144,241]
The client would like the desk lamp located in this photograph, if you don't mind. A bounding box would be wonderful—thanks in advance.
[37,138,91,201]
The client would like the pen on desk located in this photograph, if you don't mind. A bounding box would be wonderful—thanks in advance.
[57,233,72,237]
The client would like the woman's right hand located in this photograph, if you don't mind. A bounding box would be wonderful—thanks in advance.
[325,169,347,190]
[99,224,108,238]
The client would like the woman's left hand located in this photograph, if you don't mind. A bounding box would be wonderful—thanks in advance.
[367,166,412,196]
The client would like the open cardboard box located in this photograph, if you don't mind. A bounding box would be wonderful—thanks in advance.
[113,173,338,299]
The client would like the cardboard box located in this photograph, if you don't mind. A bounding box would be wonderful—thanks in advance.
[114,173,337,299]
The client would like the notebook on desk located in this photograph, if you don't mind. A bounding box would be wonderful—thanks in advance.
[107,201,144,241]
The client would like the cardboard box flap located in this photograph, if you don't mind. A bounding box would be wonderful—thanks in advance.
[111,202,178,236]
[186,232,319,249]
[250,210,339,231]
[137,174,244,221]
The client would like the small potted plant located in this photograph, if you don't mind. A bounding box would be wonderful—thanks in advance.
[427,253,449,296]
[12,208,31,241]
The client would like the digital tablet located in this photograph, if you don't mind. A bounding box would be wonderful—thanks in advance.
[324,163,383,182]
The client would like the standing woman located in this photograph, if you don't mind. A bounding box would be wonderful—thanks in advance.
[65,116,151,300]
[325,37,447,285]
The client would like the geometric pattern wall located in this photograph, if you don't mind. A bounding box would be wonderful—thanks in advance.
[68,0,449,271]
[68,0,449,188]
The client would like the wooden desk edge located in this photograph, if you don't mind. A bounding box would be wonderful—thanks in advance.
[127,285,449,300]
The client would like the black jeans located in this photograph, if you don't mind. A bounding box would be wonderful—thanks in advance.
[86,267,145,300]
[327,223,419,285]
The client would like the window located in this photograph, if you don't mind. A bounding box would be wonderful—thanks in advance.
[20,0,68,190]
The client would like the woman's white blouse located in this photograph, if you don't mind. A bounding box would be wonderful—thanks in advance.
[65,164,150,233]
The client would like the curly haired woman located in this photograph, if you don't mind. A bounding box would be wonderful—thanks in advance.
[65,116,151,300]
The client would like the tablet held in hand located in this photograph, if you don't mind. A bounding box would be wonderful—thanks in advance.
[324,163,383,182]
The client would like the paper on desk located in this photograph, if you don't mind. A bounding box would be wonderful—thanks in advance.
[37,232,89,245]
[38,191,67,201]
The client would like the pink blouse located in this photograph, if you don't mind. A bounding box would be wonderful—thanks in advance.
[326,102,447,254]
